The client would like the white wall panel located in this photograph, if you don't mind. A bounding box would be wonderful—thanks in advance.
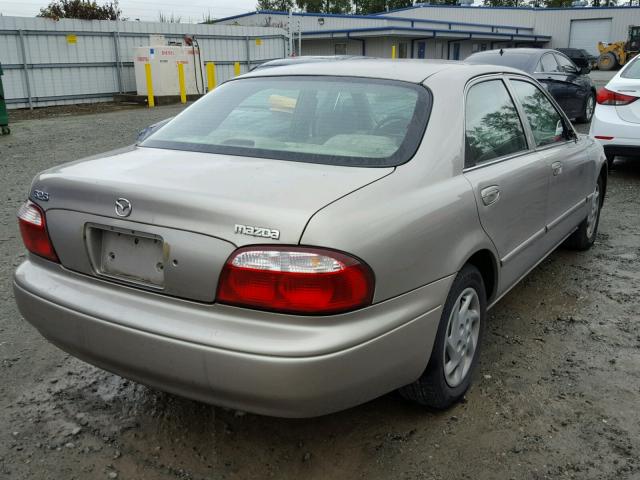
[381,6,536,28]
[382,5,640,50]
[0,16,286,109]
[533,9,640,49]
[219,6,640,55]
[217,10,530,34]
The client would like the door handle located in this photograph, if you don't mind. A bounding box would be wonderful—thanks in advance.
[552,161,563,176]
[480,186,500,206]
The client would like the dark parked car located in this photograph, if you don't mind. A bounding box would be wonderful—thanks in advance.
[466,48,596,123]
[555,48,597,70]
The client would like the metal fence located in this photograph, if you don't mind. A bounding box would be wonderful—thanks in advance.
[0,16,287,109]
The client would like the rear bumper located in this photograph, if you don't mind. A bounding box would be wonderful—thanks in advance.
[590,105,640,157]
[13,257,449,417]
[603,144,640,158]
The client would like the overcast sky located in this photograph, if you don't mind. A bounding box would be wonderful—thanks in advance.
[0,0,258,22]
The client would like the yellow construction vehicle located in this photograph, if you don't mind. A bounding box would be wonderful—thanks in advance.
[597,25,640,70]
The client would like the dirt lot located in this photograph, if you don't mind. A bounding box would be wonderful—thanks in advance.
[0,105,639,480]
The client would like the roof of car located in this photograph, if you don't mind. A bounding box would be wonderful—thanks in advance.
[252,55,368,70]
[557,47,593,55]
[465,48,556,72]
[471,47,553,57]
[242,58,527,83]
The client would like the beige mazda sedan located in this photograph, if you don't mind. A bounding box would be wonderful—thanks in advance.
[14,59,606,417]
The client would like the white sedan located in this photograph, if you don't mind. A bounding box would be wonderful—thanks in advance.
[590,55,640,168]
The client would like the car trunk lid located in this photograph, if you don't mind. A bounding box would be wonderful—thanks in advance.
[32,146,393,302]
[608,78,640,124]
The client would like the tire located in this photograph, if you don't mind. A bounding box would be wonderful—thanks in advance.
[575,92,596,124]
[0,126,9,135]
[564,175,603,251]
[597,52,618,71]
[399,264,486,409]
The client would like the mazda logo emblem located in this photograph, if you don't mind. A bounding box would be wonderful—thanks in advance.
[114,198,132,217]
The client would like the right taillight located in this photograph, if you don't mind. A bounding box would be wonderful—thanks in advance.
[216,246,374,315]
[17,200,59,262]
[596,87,639,106]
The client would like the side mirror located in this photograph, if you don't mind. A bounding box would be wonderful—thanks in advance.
[136,126,153,144]
[580,66,591,75]
[557,119,576,141]
[565,123,578,140]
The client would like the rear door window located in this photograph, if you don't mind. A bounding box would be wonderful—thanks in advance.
[510,80,566,148]
[621,56,640,78]
[554,53,577,73]
[538,54,559,73]
[465,79,528,167]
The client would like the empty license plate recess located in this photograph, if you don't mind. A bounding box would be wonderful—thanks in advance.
[89,226,166,287]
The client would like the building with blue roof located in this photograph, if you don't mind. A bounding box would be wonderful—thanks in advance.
[215,4,640,60]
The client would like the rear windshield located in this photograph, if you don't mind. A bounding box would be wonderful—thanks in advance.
[467,53,532,72]
[141,76,431,167]
[621,57,640,79]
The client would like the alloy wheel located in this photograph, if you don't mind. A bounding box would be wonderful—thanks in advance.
[585,95,595,120]
[443,287,481,388]
[586,183,600,239]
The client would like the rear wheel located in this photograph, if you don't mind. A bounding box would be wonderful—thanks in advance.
[576,92,596,123]
[565,176,603,251]
[597,52,618,71]
[399,264,486,409]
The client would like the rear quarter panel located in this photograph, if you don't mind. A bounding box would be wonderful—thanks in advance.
[584,134,607,186]
[301,71,498,303]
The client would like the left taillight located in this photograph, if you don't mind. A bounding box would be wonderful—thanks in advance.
[596,87,639,106]
[216,246,374,315]
[17,200,59,262]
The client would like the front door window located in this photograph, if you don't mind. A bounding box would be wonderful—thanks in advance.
[465,79,528,167]
[510,80,567,147]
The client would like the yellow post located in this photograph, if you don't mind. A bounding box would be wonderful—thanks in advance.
[144,63,154,108]
[177,63,187,104]
[391,45,397,59]
[206,62,216,91]
[234,61,241,77]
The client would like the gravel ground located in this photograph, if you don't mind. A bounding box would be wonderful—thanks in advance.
[0,106,639,480]
[589,70,616,88]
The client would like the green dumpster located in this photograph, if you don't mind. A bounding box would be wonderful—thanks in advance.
[0,62,10,135]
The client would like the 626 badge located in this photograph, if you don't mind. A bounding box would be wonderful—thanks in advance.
[32,189,49,201]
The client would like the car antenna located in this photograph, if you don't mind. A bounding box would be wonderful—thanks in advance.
[499,48,504,56]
